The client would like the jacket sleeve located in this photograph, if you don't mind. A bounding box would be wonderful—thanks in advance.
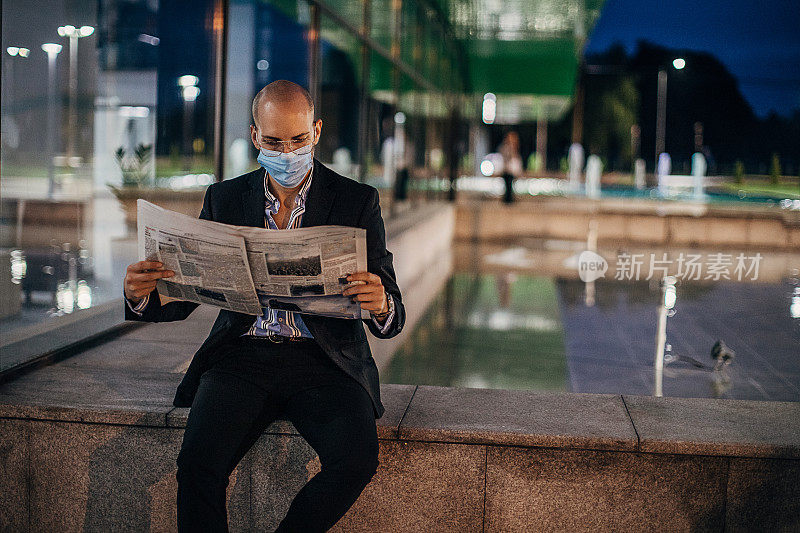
[358,186,405,339]
[123,185,215,323]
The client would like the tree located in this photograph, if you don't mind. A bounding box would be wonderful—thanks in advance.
[584,76,639,170]
[770,153,781,185]
[551,41,799,177]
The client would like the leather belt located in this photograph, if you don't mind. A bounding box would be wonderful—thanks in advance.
[241,334,313,344]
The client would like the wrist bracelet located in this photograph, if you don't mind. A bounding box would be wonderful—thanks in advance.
[372,292,393,318]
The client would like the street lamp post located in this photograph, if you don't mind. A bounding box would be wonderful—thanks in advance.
[42,43,63,198]
[3,47,30,166]
[654,275,677,397]
[654,58,685,165]
[654,70,668,163]
[4,47,30,107]
[178,75,200,171]
[57,25,94,166]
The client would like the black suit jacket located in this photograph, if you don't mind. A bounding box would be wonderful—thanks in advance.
[123,159,405,419]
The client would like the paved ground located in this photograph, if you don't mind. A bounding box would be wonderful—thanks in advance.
[558,278,800,401]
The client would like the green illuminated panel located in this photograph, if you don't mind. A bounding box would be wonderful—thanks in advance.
[468,38,579,96]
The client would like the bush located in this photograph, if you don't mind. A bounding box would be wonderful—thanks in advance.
[733,160,744,185]
[769,153,781,185]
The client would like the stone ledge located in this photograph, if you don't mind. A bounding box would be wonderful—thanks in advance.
[4,416,797,532]
[455,199,798,250]
[463,196,794,220]
[3,375,799,459]
[0,382,416,440]
[398,386,639,452]
[484,445,729,532]
[623,394,800,459]
[0,403,170,428]
[163,384,417,440]
[0,366,179,427]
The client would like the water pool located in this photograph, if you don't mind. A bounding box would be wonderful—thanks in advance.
[383,242,800,401]
[440,176,800,207]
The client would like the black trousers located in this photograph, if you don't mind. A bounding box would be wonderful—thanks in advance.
[176,335,379,533]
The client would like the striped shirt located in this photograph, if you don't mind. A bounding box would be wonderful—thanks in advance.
[244,167,315,338]
[126,167,395,337]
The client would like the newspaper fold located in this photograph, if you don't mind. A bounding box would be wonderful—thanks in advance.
[136,199,370,319]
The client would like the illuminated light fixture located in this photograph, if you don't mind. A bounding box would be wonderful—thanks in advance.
[77,280,92,309]
[480,159,495,176]
[662,275,678,309]
[672,58,686,70]
[482,93,496,124]
[18,47,30,57]
[119,106,150,118]
[57,283,75,313]
[7,46,19,56]
[57,25,94,37]
[41,43,63,55]
[182,85,200,102]
[10,250,26,282]
[256,59,269,71]
[394,112,406,124]
[137,33,160,46]
[178,74,199,87]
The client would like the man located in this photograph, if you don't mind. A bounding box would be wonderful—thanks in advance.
[123,80,405,532]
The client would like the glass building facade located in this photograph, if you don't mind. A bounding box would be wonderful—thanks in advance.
[0,0,471,370]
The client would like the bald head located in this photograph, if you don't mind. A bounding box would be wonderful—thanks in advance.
[250,80,322,159]
[252,80,315,128]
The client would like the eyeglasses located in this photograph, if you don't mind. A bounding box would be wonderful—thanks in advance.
[257,134,315,157]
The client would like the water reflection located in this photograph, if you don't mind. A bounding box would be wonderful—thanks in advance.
[791,270,800,319]
[385,241,800,401]
[384,272,569,392]
[0,223,131,337]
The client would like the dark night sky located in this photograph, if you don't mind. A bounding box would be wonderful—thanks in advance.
[585,0,800,117]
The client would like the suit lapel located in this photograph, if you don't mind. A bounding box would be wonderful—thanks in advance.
[300,158,337,228]
[240,168,268,228]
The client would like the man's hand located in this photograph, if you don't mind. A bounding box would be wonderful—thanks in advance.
[124,260,174,303]
[342,272,387,315]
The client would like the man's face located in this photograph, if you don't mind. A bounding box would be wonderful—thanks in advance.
[250,99,322,154]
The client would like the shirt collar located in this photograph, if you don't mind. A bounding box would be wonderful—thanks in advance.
[263,165,314,212]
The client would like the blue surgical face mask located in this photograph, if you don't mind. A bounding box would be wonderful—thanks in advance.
[257,144,314,188]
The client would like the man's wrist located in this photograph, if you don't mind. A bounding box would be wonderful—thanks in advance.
[371,293,395,334]
[126,292,150,314]
[370,291,393,319]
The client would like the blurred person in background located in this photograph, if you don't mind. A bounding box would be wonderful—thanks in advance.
[499,131,523,203]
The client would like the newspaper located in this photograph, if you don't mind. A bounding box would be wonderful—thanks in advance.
[136,199,370,319]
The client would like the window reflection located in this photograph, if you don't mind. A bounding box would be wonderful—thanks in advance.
[1,0,467,369]
[1,0,217,365]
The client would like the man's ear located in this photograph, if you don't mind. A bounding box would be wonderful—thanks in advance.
[250,124,260,150]
[313,119,323,144]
